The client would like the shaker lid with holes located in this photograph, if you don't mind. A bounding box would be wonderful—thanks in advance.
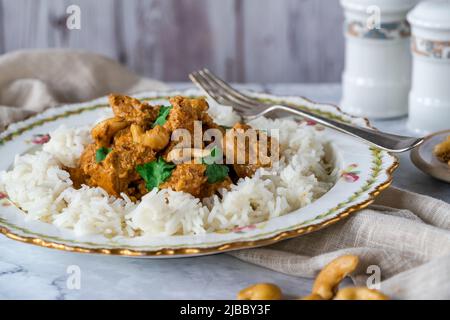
[408,0,450,30]
[341,0,419,12]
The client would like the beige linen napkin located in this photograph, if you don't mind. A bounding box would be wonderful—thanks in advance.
[0,49,167,131]
[1,49,449,300]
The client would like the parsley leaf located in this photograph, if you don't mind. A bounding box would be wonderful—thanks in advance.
[95,147,112,163]
[211,147,217,158]
[203,147,229,183]
[136,157,176,191]
[202,146,223,165]
[152,105,172,128]
[205,163,229,184]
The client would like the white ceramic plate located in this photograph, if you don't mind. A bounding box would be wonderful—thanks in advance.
[0,90,397,257]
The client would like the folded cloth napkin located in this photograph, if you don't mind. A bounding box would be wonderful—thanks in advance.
[1,49,449,300]
[0,49,167,131]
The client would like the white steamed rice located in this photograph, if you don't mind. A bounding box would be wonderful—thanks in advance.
[0,104,335,238]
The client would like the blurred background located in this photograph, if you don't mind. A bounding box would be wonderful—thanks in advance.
[0,0,345,83]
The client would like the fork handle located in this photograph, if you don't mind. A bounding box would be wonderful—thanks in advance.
[275,104,423,153]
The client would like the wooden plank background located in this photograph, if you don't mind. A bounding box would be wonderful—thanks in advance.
[0,0,345,83]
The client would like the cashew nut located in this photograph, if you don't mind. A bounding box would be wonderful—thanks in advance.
[433,135,450,164]
[334,287,389,300]
[92,117,128,147]
[166,148,211,163]
[237,283,282,300]
[311,255,359,300]
[130,124,170,151]
[237,255,389,301]
[300,294,324,300]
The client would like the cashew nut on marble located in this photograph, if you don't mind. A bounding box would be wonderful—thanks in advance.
[311,255,359,300]
[237,255,390,301]
[334,287,389,300]
[237,283,282,300]
[300,294,324,300]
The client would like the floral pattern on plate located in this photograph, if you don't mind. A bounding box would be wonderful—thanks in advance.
[27,134,51,145]
[341,164,361,183]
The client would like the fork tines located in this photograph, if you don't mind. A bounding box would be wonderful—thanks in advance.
[189,69,259,115]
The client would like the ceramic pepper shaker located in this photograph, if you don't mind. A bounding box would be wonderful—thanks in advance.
[407,0,450,134]
[340,0,419,118]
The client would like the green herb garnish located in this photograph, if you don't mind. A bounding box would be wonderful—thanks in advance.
[205,163,229,184]
[202,146,222,165]
[202,146,229,183]
[95,147,112,163]
[152,105,172,128]
[136,157,176,190]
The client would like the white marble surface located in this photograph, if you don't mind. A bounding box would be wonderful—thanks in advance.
[0,83,448,300]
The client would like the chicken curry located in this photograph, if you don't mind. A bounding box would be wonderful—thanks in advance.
[68,94,274,201]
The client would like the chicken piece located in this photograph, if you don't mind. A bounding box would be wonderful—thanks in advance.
[91,117,129,148]
[163,96,209,133]
[160,163,231,198]
[73,129,157,198]
[434,135,450,165]
[78,143,99,178]
[201,112,222,132]
[224,123,274,178]
[109,128,157,196]
[112,128,158,174]
[160,162,232,198]
[233,164,259,178]
[201,176,232,198]
[76,144,123,196]
[109,94,159,127]
[190,98,220,131]
[160,163,208,198]
[65,166,88,189]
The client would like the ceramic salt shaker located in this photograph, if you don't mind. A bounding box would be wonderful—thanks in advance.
[340,0,419,118]
[407,0,450,134]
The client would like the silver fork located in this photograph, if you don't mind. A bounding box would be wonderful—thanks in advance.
[189,69,424,153]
